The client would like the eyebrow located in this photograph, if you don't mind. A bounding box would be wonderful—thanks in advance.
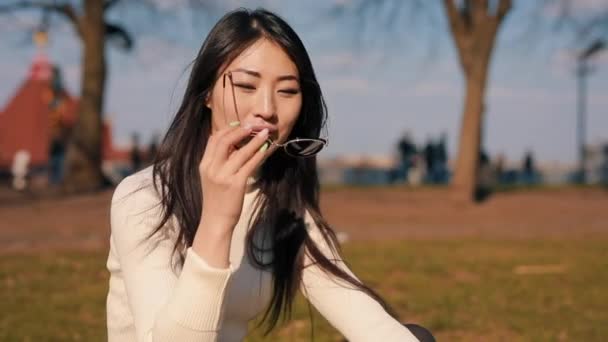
[232,68,299,82]
[277,75,299,82]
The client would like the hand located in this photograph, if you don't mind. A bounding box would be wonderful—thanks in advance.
[198,123,269,234]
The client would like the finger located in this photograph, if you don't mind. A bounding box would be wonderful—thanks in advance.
[235,134,269,179]
[202,123,242,168]
[223,128,269,175]
[212,125,254,166]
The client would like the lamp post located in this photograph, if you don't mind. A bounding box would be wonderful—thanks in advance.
[576,39,605,184]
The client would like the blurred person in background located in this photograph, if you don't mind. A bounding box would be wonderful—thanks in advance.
[48,135,67,185]
[48,65,69,185]
[49,126,69,185]
[11,149,30,191]
[423,139,435,184]
[396,131,417,183]
[146,132,160,166]
[601,144,608,186]
[475,148,493,201]
[106,8,433,342]
[522,150,538,185]
[435,133,449,184]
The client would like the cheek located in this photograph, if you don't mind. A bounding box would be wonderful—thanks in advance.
[279,100,302,137]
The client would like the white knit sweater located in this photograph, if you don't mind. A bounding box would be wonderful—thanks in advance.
[106,166,419,341]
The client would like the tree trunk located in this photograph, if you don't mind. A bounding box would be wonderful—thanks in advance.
[64,0,106,192]
[451,63,489,202]
[443,0,512,202]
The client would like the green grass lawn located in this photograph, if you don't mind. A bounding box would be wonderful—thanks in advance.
[1,239,606,341]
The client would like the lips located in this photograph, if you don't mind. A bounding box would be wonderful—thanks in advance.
[245,124,278,143]
[235,124,277,149]
[244,123,278,134]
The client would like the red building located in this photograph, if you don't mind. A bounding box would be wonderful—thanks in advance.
[0,53,129,172]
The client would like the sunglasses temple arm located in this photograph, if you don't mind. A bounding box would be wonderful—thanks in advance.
[268,139,286,147]
[228,74,241,121]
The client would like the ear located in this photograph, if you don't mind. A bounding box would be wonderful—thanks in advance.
[204,91,212,109]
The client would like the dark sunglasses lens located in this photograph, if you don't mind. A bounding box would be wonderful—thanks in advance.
[284,139,325,157]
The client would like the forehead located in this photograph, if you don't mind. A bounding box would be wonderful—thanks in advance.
[225,38,299,77]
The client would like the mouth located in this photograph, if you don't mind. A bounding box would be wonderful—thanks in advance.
[246,124,277,133]
[235,130,276,149]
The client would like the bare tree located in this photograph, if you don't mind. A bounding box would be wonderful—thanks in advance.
[0,0,217,192]
[330,0,608,202]
[1,0,134,192]
[440,0,511,202]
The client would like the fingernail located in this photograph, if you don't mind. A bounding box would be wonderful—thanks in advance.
[229,121,240,127]
[259,142,269,153]
[258,128,269,137]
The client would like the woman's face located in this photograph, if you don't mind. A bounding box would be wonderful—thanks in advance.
[206,38,303,158]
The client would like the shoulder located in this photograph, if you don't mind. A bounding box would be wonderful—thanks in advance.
[110,165,177,246]
[111,166,164,223]
[112,166,157,205]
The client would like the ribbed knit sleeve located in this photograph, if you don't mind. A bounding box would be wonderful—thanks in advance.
[109,173,233,342]
[299,211,420,342]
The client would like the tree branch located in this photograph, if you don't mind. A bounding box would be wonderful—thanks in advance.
[444,0,474,75]
[496,0,512,21]
[471,0,489,22]
[0,1,84,39]
[105,21,134,51]
[104,0,121,10]
[460,0,473,30]
[444,0,467,35]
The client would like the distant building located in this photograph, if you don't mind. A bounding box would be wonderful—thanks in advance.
[0,52,130,184]
[318,155,399,185]
[535,161,576,185]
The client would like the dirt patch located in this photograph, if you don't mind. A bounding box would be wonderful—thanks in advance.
[1,186,607,252]
[321,187,608,240]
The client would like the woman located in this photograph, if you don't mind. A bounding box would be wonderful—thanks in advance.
[106,8,433,342]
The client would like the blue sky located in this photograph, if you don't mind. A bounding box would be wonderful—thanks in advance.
[1,0,607,164]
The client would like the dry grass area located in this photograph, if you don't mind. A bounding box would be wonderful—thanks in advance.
[0,186,606,252]
[320,186,608,240]
[0,185,607,341]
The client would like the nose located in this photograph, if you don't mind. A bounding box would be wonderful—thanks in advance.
[253,87,276,120]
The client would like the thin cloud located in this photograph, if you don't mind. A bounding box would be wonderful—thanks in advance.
[411,81,460,98]
[543,0,608,17]
[321,77,371,93]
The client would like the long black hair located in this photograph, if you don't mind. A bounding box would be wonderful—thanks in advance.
[149,7,400,337]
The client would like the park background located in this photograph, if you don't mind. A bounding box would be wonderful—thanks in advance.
[1,0,607,341]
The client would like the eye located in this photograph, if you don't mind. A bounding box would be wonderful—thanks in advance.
[234,83,256,91]
[279,88,300,95]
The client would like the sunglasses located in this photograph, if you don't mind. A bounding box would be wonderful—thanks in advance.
[222,70,328,158]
